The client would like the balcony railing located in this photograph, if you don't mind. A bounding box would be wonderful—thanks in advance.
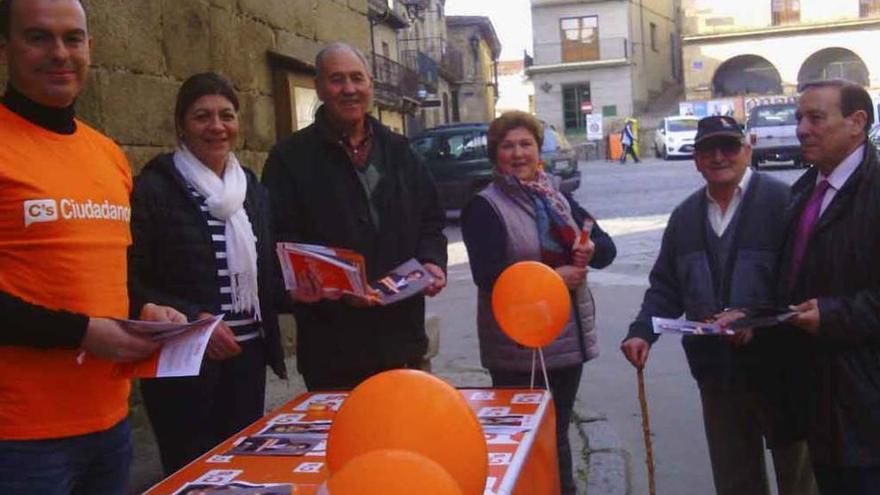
[400,49,439,92]
[368,0,410,27]
[372,53,420,108]
[440,44,464,82]
[532,36,629,67]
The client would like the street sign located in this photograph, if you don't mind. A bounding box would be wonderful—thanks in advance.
[420,99,442,108]
[580,101,593,113]
[586,114,603,140]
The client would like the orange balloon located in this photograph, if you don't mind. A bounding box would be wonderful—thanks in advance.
[324,449,464,495]
[326,370,487,495]
[491,261,571,348]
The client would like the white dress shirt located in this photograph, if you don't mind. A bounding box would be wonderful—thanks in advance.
[819,144,864,216]
[706,166,753,236]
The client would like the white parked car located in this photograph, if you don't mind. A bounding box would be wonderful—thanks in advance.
[653,116,699,159]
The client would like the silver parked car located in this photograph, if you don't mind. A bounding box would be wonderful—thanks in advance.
[746,103,805,169]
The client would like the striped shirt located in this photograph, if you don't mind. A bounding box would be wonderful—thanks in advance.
[188,184,262,342]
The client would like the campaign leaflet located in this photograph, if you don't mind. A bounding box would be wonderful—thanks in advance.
[226,435,322,457]
[112,314,223,378]
[369,258,434,305]
[651,316,734,336]
[172,481,293,495]
[277,242,433,305]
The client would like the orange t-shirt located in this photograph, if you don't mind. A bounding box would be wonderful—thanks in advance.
[0,104,132,440]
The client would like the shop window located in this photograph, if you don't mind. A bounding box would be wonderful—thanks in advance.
[562,83,591,130]
[269,52,319,139]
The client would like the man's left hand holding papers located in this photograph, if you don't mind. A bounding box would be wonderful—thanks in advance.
[103,306,223,378]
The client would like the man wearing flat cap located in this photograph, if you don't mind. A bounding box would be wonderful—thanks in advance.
[621,116,817,494]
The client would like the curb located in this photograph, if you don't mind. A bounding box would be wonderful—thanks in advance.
[573,410,630,495]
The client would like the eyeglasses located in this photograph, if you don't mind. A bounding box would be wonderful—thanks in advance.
[694,141,743,158]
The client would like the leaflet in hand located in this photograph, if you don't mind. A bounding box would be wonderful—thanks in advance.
[115,314,224,378]
[369,258,434,305]
[276,242,368,296]
[652,316,733,336]
[277,243,434,305]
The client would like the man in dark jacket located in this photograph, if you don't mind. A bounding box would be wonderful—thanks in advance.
[262,42,447,390]
[781,79,880,493]
[621,116,816,495]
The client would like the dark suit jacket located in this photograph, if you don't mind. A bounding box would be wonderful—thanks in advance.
[778,143,880,466]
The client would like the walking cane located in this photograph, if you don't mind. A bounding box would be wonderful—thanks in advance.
[638,367,657,495]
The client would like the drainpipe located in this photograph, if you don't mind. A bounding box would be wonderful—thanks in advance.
[638,0,646,114]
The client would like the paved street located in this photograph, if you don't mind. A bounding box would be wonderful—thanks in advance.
[430,157,806,494]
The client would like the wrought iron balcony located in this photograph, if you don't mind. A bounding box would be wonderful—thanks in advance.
[400,49,439,93]
[372,53,420,108]
[440,44,464,82]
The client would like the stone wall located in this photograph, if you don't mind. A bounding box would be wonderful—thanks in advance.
[1,0,370,175]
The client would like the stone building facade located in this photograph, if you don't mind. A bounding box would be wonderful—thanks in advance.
[682,0,880,100]
[447,15,501,123]
[527,0,680,138]
[1,0,371,176]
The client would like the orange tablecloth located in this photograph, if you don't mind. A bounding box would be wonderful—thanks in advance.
[144,388,560,495]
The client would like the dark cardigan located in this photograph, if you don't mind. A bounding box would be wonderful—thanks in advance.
[128,153,286,379]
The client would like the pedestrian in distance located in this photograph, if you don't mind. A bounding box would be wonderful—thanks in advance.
[620,115,817,495]
[461,110,617,495]
[620,118,640,164]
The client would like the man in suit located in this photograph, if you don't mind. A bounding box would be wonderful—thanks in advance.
[782,79,880,493]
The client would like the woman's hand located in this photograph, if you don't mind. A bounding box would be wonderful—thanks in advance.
[572,239,595,268]
[555,265,587,290]
[200,312,242,360]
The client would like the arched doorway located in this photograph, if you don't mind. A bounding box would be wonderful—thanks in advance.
[798,47,869,87]
[712,55,783,96]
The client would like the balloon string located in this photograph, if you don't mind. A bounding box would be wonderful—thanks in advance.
[638,367,657,495]
[538,347,551,392]
[530,349,537,389]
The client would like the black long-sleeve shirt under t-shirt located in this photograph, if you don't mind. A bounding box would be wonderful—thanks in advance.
[0,85,90,349]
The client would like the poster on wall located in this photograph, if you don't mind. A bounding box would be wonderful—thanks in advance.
[707,99,736,117]
[586,114,603,140]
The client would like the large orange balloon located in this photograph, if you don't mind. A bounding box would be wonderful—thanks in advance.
[491,261,571,347]
[323,449,464,495]
[326,370,487,495]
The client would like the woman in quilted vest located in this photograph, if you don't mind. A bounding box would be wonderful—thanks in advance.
[462,111,616,495]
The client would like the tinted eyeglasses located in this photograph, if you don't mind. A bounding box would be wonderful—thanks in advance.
[694,140,743,158]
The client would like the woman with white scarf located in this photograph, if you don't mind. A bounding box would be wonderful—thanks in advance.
[128,73,290,475]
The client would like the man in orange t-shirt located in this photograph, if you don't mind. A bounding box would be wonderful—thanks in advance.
[0,1,184,494]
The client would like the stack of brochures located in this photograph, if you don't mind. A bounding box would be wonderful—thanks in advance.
[276,243,434,305]
[276,242,369,296]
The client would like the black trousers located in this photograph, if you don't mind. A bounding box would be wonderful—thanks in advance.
[489,364,584,495]
[302,357,423,392]
[814,465,880,495]
[140,339,267,475]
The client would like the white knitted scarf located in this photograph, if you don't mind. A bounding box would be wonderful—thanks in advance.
[173,144,261,321]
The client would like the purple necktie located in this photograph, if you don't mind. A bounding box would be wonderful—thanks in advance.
[789,179,830,284]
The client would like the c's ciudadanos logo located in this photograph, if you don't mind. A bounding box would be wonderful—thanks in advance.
[23,199,58,227]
